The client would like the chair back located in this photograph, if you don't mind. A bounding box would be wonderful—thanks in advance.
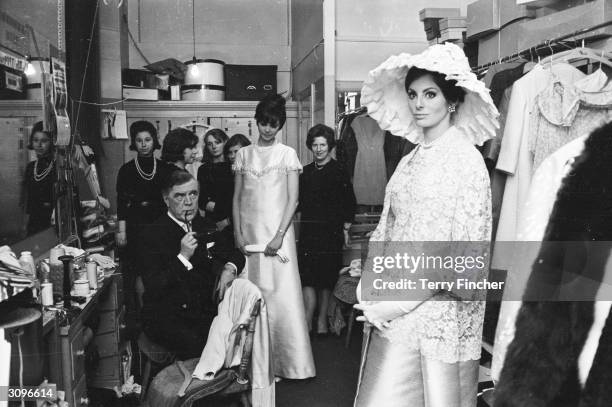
[237,299,261,384]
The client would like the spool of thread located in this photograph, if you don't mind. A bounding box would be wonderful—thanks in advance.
[73,279,90,296]
[86,262,98,290]
[49,247,66,296]
[41,282,53,306]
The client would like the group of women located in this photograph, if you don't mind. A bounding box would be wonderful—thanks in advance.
[116,94,359,380]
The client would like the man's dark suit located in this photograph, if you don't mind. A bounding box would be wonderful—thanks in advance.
[136,213,245,359]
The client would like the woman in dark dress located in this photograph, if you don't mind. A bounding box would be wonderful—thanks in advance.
[23,121,56,236]
[298,124,356,334]
[197,129,233,231]
[161,127,198,172]
[116,121,166,311]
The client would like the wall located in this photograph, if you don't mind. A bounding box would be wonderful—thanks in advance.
[126,0,291,95]
[335,0,475,88]
[291,0,324,97]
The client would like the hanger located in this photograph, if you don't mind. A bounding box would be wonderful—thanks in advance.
[540,42,612,69]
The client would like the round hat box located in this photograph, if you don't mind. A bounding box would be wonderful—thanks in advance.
[183,59,225,101]
[180,84,225,101]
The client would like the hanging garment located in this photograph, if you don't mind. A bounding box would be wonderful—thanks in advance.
[491,134,587,382]
[529,68,612,172]
[481,60,526,89]
[492,63,585,270]
[338,113,415,183]
[351,115,387,205]
[494,122,612,406]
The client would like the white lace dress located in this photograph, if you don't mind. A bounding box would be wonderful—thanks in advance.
[371,126,492,363]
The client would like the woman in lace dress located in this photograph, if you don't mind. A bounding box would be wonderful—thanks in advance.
[233,94,315,379]
[353,43,498,406]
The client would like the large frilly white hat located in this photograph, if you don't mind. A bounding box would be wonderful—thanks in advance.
[361,42,499,145]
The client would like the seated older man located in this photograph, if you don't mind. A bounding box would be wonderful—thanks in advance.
[136,170,245,359]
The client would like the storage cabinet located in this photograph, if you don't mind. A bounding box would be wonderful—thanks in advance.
[55,272,125,406]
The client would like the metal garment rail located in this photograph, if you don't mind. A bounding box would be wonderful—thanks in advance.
[472,19,612,73]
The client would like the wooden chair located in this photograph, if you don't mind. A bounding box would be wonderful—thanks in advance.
[145,300,262,407]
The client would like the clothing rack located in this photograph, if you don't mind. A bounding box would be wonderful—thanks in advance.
[472,20,612,73]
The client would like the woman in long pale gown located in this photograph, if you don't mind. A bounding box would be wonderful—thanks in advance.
[353,43,499,407]
[232,94,315,379]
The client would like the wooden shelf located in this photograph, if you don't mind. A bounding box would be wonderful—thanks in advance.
[124,100,298,118]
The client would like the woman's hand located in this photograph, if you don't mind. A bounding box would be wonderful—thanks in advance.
[216,218,230,231]
[235,233,249,256]
[216,264,237,301]
[264,233,284,256]
[354,301,420,331]
[205,201,216,212]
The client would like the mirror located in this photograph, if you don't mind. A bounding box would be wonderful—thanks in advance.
[0,0,62,247]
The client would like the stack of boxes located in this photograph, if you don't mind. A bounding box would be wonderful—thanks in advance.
[467,0,612,66]
[419,8,464,46]
[466,0,535,65]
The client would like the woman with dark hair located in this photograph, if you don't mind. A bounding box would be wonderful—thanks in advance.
[224,133,251,165]
[161,127,199,171]
[197,129,233,231]
[23,121,56,235]
[298,124,356,335]
[116,120,167,310]
[233,94,315,379]
[352,43,498,406]
[116,120,166,244]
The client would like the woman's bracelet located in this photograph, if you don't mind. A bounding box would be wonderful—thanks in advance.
[277,228,285,236]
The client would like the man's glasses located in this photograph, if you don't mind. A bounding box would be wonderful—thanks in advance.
[171,191,198,203]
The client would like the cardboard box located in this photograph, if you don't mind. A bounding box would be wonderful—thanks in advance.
[419,8,460,21]
[439,17,467,30]
[466,0,500,40]
[122,87,169,101]
[499,0,535,26]
[440,28,466,42]
[517,0,612,51]
[477,21,523,65]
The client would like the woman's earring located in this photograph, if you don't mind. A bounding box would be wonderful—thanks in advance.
[448,104,456,113]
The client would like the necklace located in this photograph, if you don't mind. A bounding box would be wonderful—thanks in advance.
[135,156,156,181]
[33,159,55,182]
[314,160,329,170]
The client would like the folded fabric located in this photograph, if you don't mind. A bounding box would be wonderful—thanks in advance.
[243,244,289,263]
[191,279,275,406]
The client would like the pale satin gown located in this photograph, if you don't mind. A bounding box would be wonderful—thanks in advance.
[354,127,492,407]
[234,141,316,379]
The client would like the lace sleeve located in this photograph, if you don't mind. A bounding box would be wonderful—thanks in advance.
[448,161,492,300]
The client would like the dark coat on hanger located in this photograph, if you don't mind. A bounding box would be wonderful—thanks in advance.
[494,122,612,407]
[336,114,416,181]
